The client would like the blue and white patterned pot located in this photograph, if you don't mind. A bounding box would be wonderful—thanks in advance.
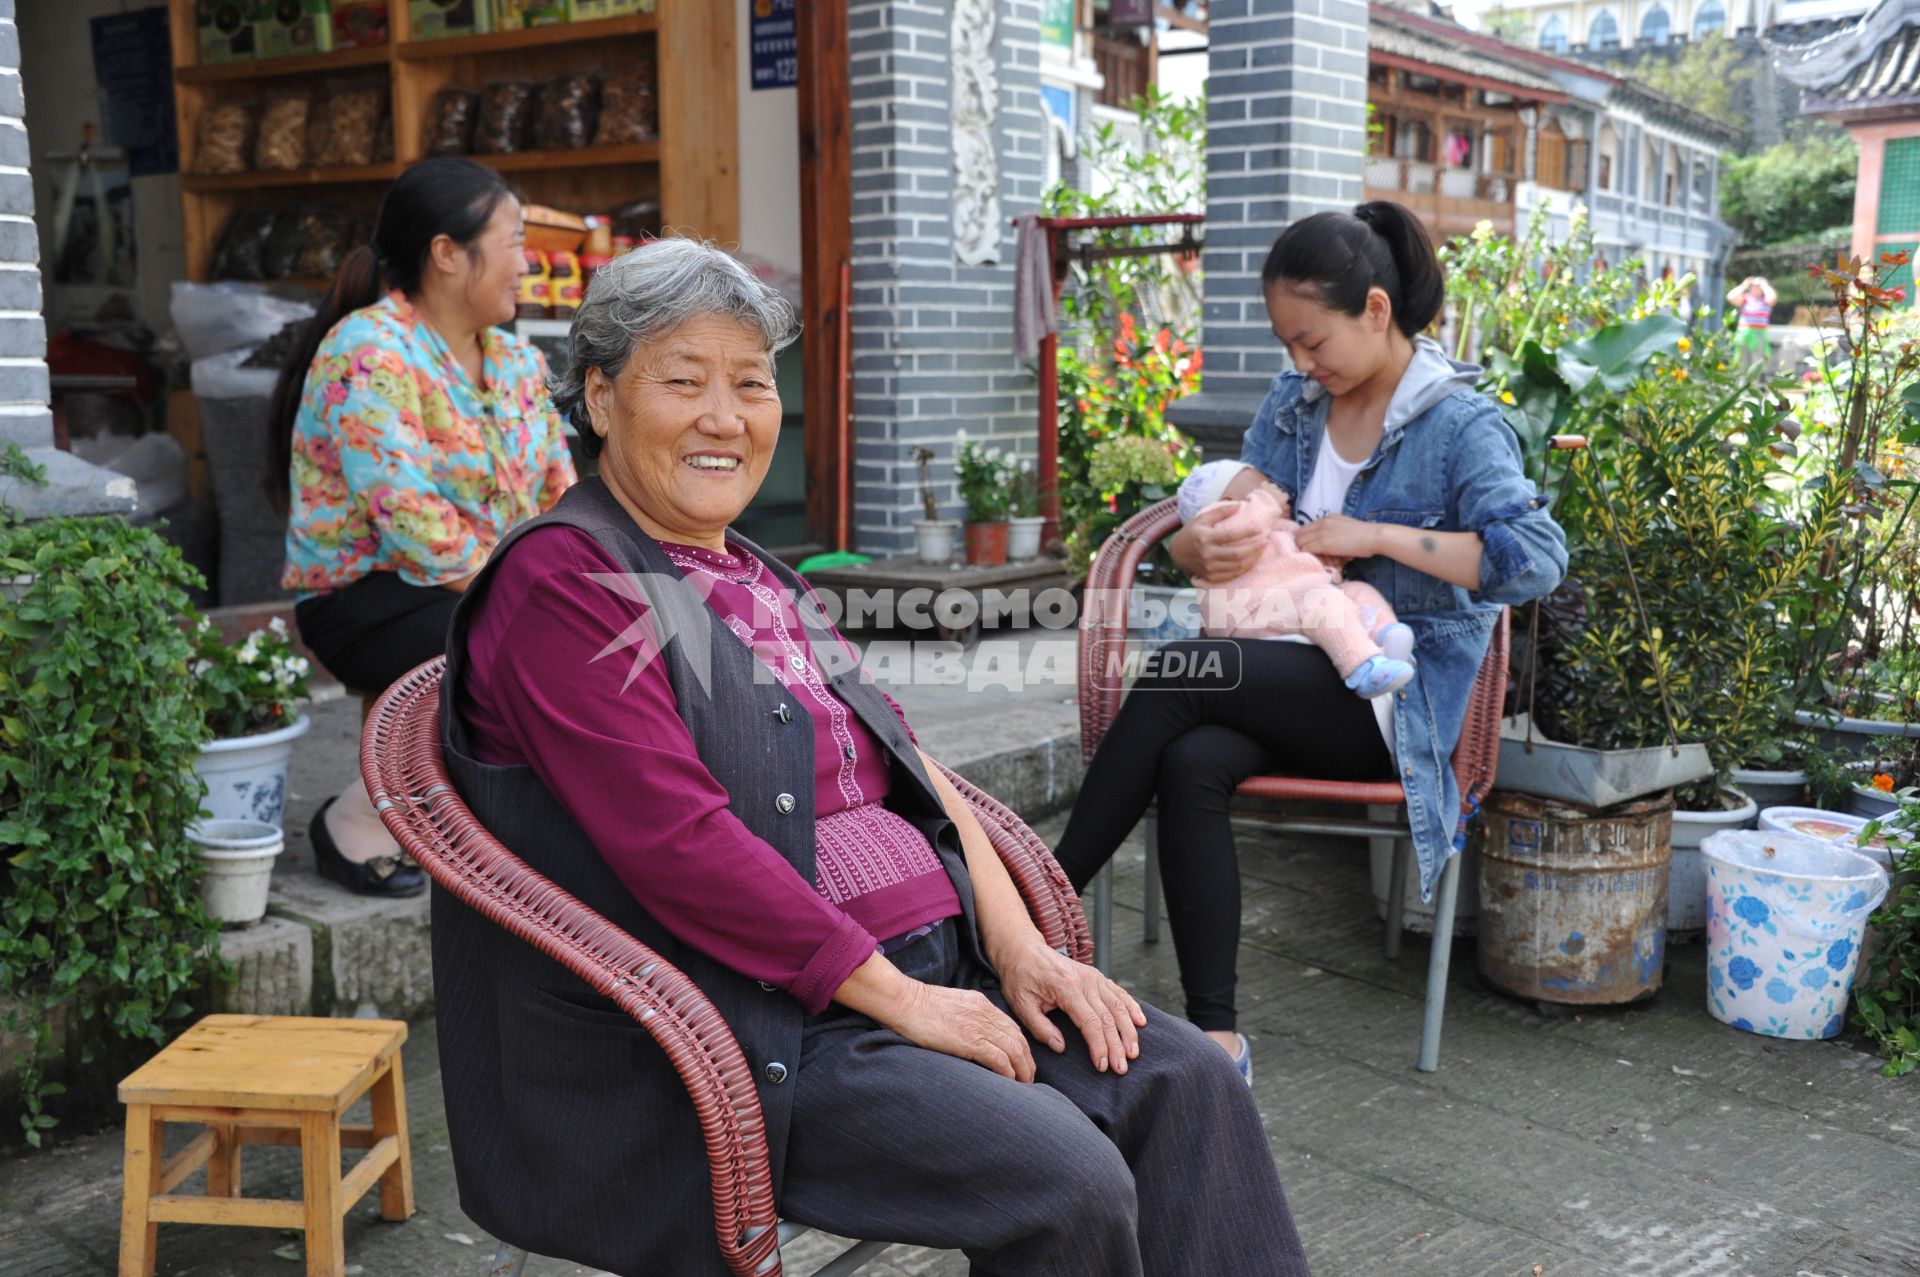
[1703,831,1889,1039]
[193,713,311,829]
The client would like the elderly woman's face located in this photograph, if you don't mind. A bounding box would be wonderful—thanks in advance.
[585,315,782,548]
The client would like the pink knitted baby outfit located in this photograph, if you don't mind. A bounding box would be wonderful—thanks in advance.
[1190,488,1397,678]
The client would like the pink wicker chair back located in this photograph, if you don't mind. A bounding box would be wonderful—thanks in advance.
[361,659,1094,1277]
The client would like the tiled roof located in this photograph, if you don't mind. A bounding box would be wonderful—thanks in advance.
[1820,19,1920,105]
[1778,0,1920,113]
[1369,8,1566,96]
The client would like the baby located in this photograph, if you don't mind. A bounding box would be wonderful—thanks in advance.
[1177,460,1416,699]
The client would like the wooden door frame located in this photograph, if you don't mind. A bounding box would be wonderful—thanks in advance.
[797,0,853,550]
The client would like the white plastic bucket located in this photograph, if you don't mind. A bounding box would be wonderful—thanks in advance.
[189,819,284,927]
[1757,807,1899,873]
[194,713,310,827]
[1669,789,1759,937]
[1703,831,1889,1039]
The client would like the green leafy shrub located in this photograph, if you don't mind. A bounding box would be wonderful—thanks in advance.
[0,516,219,1144]
[1721,131,1859,250]
[1852,796,1920,1076]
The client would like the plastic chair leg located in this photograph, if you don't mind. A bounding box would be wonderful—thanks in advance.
[1417,851,1463,1073]
[1090,863,1113,974]
[489,1243,529,1276]
[1143,807,1161,945]
[1383,833,1412,962]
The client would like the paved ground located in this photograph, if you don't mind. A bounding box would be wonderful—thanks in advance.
[3,621,1916,1276]
[5,804,1915,1277]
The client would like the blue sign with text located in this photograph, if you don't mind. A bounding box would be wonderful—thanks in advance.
[750,0,798,91]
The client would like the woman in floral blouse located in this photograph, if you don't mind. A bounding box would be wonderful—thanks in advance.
[267,158,576,895]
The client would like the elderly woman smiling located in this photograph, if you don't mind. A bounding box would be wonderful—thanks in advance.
[432,239,1314,1276]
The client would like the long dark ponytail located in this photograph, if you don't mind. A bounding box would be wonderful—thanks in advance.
[265,158,516,513]
[1259,200,1445,339]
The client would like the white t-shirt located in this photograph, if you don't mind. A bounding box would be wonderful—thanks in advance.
[1276,437,1396,756]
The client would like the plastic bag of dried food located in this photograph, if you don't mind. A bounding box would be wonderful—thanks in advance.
[195,101,254,174]
[594,58,655,145]
[314,82,385,168]
[535,70,600,151]
[424,85,479,155]
[212,211,276,280]
[262,209,305,280]
[253,92,310,172]
[293,209,357,280]
[474,79,537,155]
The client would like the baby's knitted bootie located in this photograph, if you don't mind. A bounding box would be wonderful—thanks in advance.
[1345,653,1415,699]
[1373,622,1415,664]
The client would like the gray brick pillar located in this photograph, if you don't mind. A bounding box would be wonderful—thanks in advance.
[1166,0,1370,458]
[0,0,131,518]
[846,0,1046,554]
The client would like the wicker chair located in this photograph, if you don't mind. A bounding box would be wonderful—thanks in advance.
[1076,498,1509,1073]
[362,659,1094,1277]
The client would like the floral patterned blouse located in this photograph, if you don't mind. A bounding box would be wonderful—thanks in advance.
[282,291,577,598]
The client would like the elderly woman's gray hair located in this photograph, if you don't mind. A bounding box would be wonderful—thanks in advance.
[550,238,800,454]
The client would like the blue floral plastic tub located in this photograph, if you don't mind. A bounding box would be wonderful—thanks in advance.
[1703,831,1889,1039]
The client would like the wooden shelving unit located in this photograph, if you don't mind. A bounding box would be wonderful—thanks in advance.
[168,0,736,284]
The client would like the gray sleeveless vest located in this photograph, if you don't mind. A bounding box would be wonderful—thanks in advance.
[431,476,981,1276]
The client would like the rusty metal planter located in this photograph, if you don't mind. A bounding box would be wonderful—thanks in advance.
[1476,790,1675,1005]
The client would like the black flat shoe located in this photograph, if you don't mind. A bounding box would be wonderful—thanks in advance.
[310,796,427,897]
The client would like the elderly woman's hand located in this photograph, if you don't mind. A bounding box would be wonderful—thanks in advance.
[889,980,1039,1082]
[995,938,1145,1076]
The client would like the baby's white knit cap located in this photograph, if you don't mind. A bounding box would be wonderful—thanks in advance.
[1177,460,1253,525]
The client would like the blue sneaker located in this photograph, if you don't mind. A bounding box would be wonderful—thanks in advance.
[1373,622,1415,664]
[1345,654,1415,699]
[1232,1033,1252,1086]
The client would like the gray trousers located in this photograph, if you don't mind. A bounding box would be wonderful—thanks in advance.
[780,921,1312,1276]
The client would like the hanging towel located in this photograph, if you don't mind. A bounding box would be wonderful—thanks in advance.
[1012,213,1056,362]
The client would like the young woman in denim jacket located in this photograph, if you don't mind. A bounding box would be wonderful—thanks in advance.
[1052,201,1568,1077]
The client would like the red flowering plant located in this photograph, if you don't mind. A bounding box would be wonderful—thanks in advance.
[1783,250,1920,735]
[1056,311,1203,579]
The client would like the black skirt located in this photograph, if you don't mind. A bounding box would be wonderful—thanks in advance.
[294,571,461,695]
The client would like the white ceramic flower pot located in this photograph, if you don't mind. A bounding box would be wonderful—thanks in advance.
[194,713,311,828]
[914,519,960,566]
[189,819,284,927]
[0,572,33,603]
[1729,766,1807,809]
[1007,516,1047,560]
[1668,787,1760,939]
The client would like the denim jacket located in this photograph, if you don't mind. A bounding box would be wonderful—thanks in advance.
[1238,361,1568,898]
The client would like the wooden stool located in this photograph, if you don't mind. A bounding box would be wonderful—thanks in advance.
[117,1014,414,1277]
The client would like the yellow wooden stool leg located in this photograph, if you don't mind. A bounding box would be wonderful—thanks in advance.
[369,1056,415,1221]
[299,1112,345,1277]
[206,1121,242,1197]
[118,1104,164,1277]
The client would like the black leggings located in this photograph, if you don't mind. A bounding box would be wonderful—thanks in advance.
[294,571,460,696]
[1052,639,1395,1031]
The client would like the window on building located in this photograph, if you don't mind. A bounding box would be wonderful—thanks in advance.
[1641,4,1671,44]
[1597,122,1619,190]
[1693,0,1726,37]
[1539,12,1569,50]
[1538,118,1568,188]
[1589,9,1620,47]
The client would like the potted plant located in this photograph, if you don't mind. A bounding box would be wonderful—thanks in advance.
[955,431,1012,566]
[191,615,313,828]
[0,509,222,1144]
[1783,254,1920,755]
[910,446,959,566]
[1007,460,1048,560]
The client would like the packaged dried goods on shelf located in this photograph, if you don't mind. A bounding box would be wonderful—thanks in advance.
[195,100,254,175]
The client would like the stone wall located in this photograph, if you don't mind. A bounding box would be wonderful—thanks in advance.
[847,0,1047,553]
[1169,0,1371,455]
